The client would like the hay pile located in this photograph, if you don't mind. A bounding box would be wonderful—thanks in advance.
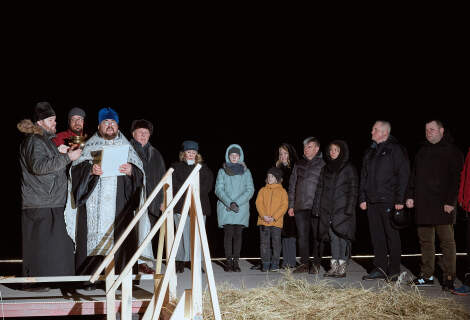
[202,273,469,320]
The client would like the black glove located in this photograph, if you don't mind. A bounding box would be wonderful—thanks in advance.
[230,202,240,213]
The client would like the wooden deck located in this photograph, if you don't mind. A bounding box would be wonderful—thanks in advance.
[0,257,469,318]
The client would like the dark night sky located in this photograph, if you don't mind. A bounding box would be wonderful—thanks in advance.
[2,32,468,262]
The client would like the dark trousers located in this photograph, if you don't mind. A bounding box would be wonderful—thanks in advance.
[367,203,401,275]
[466,212,470,285]
[22,207,75,277]
[294,210,321,265]
[259,226,282,267]
[224,224,243,259]
[417,224,456,279]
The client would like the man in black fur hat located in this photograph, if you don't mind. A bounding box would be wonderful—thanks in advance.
[17,102,82,291]
[130,119,166,273]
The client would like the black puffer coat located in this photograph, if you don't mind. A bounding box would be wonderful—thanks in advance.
[313,140,358,241]
[131,139,166,217]
[18,120,71,209]
[359,136,410,205]
[288,152,325,210]
[171,161,214,216]
[278,143,299,238]
[406,135,463,225]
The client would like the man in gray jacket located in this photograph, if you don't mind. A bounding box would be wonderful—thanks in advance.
[18,102,82,292]
[288,137,325,273]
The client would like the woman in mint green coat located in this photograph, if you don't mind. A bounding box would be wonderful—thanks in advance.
[215,144,254,272]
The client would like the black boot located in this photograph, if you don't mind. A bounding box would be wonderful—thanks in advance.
[176,261,185,273]
[233,259,241,272]
[224,258,233,272]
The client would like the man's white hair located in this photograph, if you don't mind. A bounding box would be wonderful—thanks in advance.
[376,120,391,134]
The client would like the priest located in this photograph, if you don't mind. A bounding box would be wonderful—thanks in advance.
[64,107,154,286]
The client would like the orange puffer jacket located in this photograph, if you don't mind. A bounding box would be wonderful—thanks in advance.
[255,183,288,228]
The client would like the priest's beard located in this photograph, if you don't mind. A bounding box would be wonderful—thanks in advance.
[102,132,118,140]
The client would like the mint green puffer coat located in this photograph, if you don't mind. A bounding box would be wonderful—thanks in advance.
[215,144,254,228]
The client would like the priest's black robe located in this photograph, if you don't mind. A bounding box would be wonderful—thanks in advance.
[72,162,144,275]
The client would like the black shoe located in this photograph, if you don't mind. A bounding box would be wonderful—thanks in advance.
[442,279,455,291]
[362,268,387,280]
[308,262,321,275]
[224,258,233,272]
[176,261,185,273]
[23,284,50,292]
[232,259,241,272]
[409,276,435,286]
[250,263,262,270]
[84,284,97,291]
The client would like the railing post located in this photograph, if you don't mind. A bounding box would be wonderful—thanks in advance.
[165,179,177,300]
[105,258,116,320]
[190,175,203,318]
[121,270,133,319]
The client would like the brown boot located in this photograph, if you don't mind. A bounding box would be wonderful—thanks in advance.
[293,263,309,273]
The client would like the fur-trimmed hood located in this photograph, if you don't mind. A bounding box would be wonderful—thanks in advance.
[17,119,44,135]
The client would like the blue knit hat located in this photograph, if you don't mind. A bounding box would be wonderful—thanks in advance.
[182,140,199,152]
[98,107,119,124]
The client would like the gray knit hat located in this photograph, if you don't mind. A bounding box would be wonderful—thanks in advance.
[68,107,86,119]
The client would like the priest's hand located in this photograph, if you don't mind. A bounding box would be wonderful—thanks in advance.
[92,164,103,176]
[119,163,132,176]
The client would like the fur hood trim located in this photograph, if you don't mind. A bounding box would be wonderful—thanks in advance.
[17,119,43,135]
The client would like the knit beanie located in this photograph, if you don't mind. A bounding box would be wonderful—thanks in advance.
[68,107,86,119]
[267,167,283,182]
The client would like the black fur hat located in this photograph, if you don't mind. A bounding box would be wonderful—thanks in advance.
[33,102,56,122]
[131,119,154,135]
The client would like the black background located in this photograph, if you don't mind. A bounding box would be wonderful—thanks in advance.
[2,22,468,266]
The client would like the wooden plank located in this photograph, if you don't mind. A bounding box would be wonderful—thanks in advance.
[90,168,175,283]
[0,301,149,317]
[190,180,203,317]
[106,166,202,292]
[142,186,193,320]
[121,272,132,320]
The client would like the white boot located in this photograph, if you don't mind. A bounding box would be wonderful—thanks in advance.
[335,259,347,278]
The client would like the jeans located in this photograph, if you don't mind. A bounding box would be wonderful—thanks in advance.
[367,203,401,275]
[224,224,243,259]
[294,210,321,265]
[329,227,350,262]
[417,224,456,279]
[259,226,282,267]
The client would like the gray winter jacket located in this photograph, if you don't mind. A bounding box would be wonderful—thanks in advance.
[18,120,71,209]
[288,152,325,210]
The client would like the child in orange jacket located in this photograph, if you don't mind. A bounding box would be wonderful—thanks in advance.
[255,167,289,272]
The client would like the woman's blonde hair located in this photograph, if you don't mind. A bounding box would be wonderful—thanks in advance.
[179,151,204,164]
[275,144,292,168]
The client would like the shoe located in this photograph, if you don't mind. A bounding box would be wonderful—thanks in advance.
[175,261,185,273]
[442,278,455,291]
[250,263,262,270]
[410,276,434,286]
[261,263,270,272]
[83,284,97,291]
[324,260,339,277]
[23,284,50,292]
[451,285,470,296]
[138,263,155,274]
[270,265,279,272]
[293,263,309,273]
[232,259,241,272]
[308,262,320,275]
[362,268,387,280]
[224,258,233,272]
[387,274,399,282]
[334,261,347,278]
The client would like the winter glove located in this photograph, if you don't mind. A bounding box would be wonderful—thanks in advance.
[230,202,240,213]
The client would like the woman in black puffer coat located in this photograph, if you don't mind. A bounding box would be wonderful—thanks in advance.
[313,140,358,278]
[277,143,299,268]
